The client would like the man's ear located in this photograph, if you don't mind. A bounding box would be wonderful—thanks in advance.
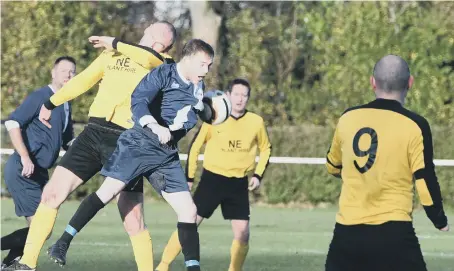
[370,76,377,90]
[408,75,414,90]
[51,67,56,80]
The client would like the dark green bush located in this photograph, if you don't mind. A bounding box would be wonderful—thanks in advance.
[2,124,453,208]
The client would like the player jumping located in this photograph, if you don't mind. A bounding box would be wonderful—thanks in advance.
[5,22,176,271]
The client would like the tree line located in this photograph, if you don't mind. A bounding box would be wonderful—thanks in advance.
[2,1,453,127]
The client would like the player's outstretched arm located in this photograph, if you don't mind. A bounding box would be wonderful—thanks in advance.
[186,123,211,187]
[46,53,106,108]
[113,39,172,69]
[88,36,171,70]
[410,119,448,231]
[326,125,342,178]
[250,119,272,190]
[39,53,106,128]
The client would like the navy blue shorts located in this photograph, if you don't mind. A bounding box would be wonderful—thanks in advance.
[100,126,189,194]
[4,153,48,217]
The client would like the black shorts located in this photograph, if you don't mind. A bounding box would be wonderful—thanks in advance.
[325,221,427,271]
[193,169,249,220]
[58,118,143,192]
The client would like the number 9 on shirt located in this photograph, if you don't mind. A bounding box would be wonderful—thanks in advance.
[199,90,232,125]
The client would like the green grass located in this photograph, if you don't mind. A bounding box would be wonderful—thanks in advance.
[1,199,454,271]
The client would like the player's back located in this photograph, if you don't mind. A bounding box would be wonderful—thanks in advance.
[331,98,432,225]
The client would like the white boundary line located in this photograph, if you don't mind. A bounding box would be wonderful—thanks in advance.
[1,148,453,166]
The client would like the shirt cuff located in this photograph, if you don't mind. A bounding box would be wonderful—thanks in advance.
[253,174,262,181]
[44,99,57,110]
[5,120,20,131]
[112,38,120,50]
[139,115,157,127]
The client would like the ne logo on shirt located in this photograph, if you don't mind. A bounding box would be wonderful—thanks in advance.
[116,57,130,67]
[107,57,136,73]
[223,140,249,153]
[229,140,242,149]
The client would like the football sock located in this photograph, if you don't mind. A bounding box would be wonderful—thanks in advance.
[2,248,24,265]
[20,204,57,268]
[58,193,105,245]
[156,230,182,270]
[177,222,200,271]
[1,227,29,250]
[228,240,249,271]
[130,230,154,271]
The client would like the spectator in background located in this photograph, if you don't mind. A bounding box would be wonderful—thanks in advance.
[1,56,76,269]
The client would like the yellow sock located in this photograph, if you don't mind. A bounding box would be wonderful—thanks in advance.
[156,230,182,271]
[228,240,249,271]
[130,230,154,271]
[20,203,58,268]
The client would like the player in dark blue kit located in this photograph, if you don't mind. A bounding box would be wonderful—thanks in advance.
[1,56,75,268]
[22,39,214,271]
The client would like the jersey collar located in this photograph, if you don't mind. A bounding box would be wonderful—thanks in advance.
[176,63,190,85]
[231,110,248,120]
[48,84,56,93]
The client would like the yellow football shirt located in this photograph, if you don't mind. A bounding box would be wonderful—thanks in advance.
[49,40,173,129]
[326,99,447,229]
[187,111,272,181]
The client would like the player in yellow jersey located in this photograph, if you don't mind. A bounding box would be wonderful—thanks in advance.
[5,22,176,271]
[155,78,272,271]
[324,55,449,271]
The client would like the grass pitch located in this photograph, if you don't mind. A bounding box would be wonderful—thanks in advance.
[1,199,453,271]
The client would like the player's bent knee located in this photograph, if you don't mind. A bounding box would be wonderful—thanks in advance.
[41,166,83,208]
[162,191,198,223]
[236,229,250,243]
[177,202,197,223]
[96,177,127,204]
[232,220,250,243]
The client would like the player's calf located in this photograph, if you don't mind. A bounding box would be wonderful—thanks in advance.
[163,191,200,271]
[47,177,125,268]
[117,191,154,271]
[117,191,145,235]
[48,191,106,266]
[229,220,250,271]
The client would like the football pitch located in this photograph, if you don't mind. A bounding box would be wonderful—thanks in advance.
[1,199,453,271]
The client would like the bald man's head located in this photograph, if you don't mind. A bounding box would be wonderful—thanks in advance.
[373,55,411,93]
[141,21,176,53]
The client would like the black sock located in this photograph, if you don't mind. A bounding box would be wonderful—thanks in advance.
[1,227,29,251]
[2,248,23,265]
[177,222,200,271]
[58,193,105,245]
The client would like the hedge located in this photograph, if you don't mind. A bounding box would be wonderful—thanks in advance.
[1,124,453,208]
